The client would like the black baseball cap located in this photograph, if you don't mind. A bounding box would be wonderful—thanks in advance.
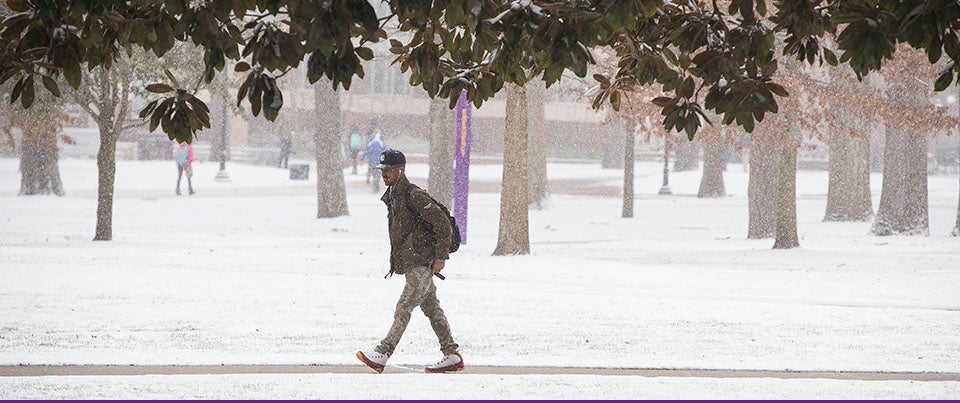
[374,149,406,169]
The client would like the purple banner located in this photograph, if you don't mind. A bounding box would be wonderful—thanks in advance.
[453,91,471,244]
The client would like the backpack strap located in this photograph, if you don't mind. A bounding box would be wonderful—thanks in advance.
[404,184,429,223]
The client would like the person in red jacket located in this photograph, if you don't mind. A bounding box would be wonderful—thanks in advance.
[174,141,195,195]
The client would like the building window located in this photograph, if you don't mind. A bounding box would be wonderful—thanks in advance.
[369,61,411,96]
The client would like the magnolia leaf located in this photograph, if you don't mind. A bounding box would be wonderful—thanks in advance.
[652,96,675,107]
[10,76,23,103]
[766,83,789,97]
[356,47,374,61]
[934,70,954,92]
[63,57,82,89]
[146,83,174,93]
[20,75,35,108]
[7,0,29,12]
[41,76,60,97]
[823,48,838,66]
[743,115,755,133]
[138,99,158,119]
[163,68,181,88]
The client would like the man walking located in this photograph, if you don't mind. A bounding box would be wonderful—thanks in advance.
[356,149,464,374]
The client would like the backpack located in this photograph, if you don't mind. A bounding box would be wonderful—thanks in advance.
[349,132,362,150]
[407,185,461,254]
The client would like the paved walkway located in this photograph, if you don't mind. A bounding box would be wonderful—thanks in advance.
[2,365,958,381]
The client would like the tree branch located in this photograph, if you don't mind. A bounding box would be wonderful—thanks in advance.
[121,118,149,131]
[69,88,101,121]
[112,60,133,136]
[2,109,14,149]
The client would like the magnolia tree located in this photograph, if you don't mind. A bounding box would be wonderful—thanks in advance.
[3,0,960,246]
[3,1,958,143]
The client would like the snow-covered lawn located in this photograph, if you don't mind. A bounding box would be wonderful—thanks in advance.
[1,156,958,399]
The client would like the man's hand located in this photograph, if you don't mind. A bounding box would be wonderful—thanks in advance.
[431,260,445,274]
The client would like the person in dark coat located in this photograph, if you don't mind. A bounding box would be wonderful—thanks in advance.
[356,149,464,374]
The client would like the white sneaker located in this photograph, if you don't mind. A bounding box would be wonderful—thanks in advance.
[425,352,464,373]
[356,350,390,373]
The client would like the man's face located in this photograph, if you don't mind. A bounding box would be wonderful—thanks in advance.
[381,165,403,187]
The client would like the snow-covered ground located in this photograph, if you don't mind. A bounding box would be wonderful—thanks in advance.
[1,156,958,399]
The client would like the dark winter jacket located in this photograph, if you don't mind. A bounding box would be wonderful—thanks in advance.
[381,175,452,276]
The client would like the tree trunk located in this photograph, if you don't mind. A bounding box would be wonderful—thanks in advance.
[622,121,635,218]
[747,135,780,238]
[210,86,230,171]
[493,84,530,256]
[954,132,960,236]
[673,138,699,171]
[18,133,64,196]
[601,120,625,169]
[697,137,725,198]
[871,126,929,235]
[428,97,454,207]
[824,131,873,221]
[94,124,117,241]
[773,140,800,249]
[314,81,349,218]
[953,163,960,236]
[527,79,548,209]
[870,129,885,173]
[93,65,124,242]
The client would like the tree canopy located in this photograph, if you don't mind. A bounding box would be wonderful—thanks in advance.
[1,0,958,143]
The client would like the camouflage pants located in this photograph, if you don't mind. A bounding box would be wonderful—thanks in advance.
[376,265,458,356]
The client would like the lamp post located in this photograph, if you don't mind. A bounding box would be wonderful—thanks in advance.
[659,134,672,195]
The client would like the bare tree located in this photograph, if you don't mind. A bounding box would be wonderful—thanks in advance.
[65,43,221,240]
[866,49,955,235]
[428,96,454,206]
[788,47,953,233]
[313,81,349,218]
[65,57,138,241]
[4,91,68,196]
[493,83,530,256]
[778,61,876,223]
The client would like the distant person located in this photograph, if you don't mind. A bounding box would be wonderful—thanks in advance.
[356,149,463,374]
[348,126,363,175]
[362,128,388,192]
[174,141,195,195]
[278,134,292,169]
